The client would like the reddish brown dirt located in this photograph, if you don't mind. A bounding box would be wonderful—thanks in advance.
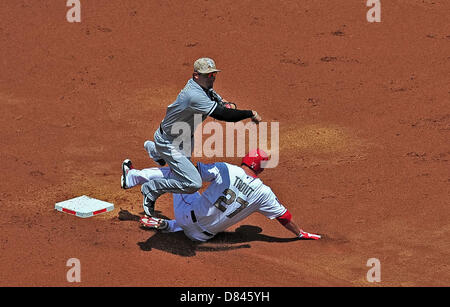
[1,0,449,286]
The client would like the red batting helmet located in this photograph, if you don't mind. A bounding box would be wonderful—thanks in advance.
[241,149,269,174]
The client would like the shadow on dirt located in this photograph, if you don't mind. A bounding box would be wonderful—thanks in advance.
[118,209,298,257]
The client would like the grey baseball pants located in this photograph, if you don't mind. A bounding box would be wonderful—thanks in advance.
[140,128,202,202]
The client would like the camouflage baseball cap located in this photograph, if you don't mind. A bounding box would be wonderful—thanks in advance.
[193,58,221,74]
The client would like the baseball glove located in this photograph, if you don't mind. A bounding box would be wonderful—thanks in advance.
[208,89,237,109]
[222,101,237,109]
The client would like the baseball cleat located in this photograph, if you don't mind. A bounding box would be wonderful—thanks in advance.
[144,140,166,166]
[140,216,168,230]
[142,193,155,216]
[298,229,321,240]
[121,159,133,189]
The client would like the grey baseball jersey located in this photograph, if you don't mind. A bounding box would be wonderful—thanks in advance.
[160,78,218,140]
[140,79,221,202]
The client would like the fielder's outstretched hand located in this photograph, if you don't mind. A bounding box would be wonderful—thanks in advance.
[251,111,262,124]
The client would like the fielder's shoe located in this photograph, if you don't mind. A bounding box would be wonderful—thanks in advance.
[144,140,166,166]
[121,159,133,189]
[142,193,155,216]
[298,229,321,240]
[140,216,168,230]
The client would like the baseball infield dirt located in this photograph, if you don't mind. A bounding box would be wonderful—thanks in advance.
[0,0,449,287]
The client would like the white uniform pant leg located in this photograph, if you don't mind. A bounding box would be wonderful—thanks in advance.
[172,193,211,242]
[166,220,183,232]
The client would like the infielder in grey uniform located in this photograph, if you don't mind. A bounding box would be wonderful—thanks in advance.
[123,58,262,216]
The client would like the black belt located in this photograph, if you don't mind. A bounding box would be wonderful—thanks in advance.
[190,211,214,237]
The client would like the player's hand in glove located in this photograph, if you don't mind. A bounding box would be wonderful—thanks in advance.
[223,102,237,109]
[220,98,237,109]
